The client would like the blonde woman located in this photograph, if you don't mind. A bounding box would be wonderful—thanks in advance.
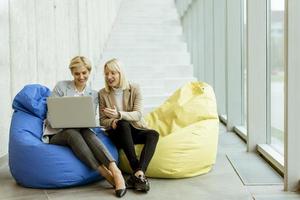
[99,58,159,193]
[43,56,126,197]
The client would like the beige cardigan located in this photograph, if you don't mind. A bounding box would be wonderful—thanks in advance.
[99,83,148,130]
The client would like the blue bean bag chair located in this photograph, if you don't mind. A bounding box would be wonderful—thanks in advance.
[9,84,118,189]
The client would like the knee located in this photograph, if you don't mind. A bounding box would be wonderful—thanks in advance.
[81,129,94,139]
[65,129,82,143]
[147,130,159,142]
[116,120,131,129]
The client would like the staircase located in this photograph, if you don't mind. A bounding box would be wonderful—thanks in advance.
[93,0,196,114]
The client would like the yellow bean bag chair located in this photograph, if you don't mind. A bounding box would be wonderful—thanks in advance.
[119,81,219,178]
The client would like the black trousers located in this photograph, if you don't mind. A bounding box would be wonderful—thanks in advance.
[49,128,115,170]
[107,120,159,173]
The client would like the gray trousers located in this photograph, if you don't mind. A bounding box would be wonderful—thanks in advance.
[49,128,115,170]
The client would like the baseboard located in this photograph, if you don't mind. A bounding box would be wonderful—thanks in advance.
[0,154,8,167]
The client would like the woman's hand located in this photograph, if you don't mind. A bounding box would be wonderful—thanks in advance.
[112,119,118,129]
[103,106,120,119]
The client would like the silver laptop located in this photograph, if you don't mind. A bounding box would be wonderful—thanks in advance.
[47,96,100,128]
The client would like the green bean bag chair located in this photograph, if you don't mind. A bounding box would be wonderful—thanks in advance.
[119,81,219,178]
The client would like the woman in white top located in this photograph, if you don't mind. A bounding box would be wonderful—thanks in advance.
[43,56,126,197]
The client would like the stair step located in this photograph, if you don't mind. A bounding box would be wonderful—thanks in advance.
[140,86,165,96]
[117,16,179,21]
[110,32,182,38]
[164,78,197,94]
[133,77,195,88]
[100,57,190,66]
[125,66,193,79]
[106,39,185,44]
[121,1,174,6]
[107,37,184,44]
[105,44,187,52]
[114,24,182,29]
[117,16,180,22]
[117,21,180,26]
[120,9,177,13]
[143,105,160,115]
[118,14,179,20]
[102,51,189,59]
[108,34,183,40]
[103,48,188,55]
[112,26,182,32]
[143,94,170,105]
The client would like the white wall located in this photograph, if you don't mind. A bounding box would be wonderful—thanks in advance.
[0,0,11,158]
[0,0,122,158]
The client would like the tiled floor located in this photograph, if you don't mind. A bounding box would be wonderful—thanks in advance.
[0,124,299,200]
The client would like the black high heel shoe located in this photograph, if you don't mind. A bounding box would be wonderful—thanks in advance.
[115,188,127,198]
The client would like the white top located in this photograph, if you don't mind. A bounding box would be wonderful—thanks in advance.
[113,87,123,111]
[74,87,85,96]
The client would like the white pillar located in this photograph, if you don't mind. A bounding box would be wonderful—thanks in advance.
[196,0,205,81]
[226,0,243,130]
[246,0,268,151]
[203,0,214,86]
[284,0,300,191]
[213,0,226,115]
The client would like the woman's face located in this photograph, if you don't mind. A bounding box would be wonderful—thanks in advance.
[71,66,90,88]
[105,68,120,88]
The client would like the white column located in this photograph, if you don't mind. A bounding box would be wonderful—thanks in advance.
[247,0,267,151]
[213,0,226,115]
[226,0,242,129]
[203,0,214,86]
[186,5,192,55]
[191,1,197,71]
[285,0,300,191]
[198,0,205,81]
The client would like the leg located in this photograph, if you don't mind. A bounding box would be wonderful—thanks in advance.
[126,128,159,192]
[80,129,124,189]
[97,164,114,187]
[49,129,99,170]
[50,129,126,197]
[80,128,115,168]
[133,129,159,173]
[108,162,126,190]
[108,120,139,171]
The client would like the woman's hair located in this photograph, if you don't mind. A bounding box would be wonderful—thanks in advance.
[69,56,92,72]
[104,58,129,92]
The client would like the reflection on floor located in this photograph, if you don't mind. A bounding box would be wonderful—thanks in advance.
[0,124,299,200]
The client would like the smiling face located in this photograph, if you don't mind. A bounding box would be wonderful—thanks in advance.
[71,66,90,89]
[104,67,120,89]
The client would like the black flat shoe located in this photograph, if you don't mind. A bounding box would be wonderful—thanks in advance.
[135,175,150,192]
[126,174,150,192]
[115,188,127,198]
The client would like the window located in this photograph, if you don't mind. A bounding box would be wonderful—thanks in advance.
[242,0,247,128]
[267,0,285,154]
